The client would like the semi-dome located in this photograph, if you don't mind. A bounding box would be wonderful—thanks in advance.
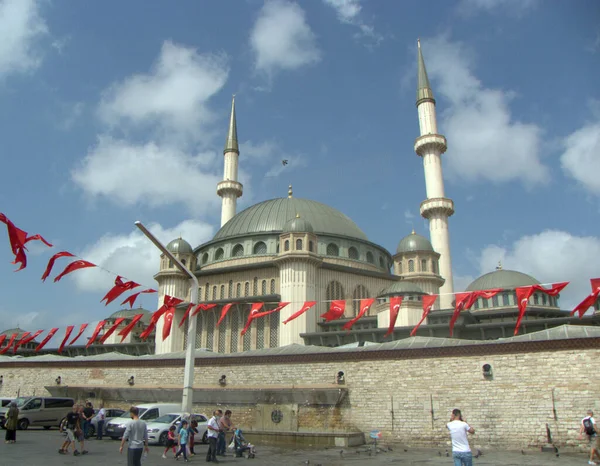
[466,269,540,292]
[396,231,434,254]
[283,214,314,233]
[108,308,152,324]
[1,327,28,337]
[166,238,193,254]
[379,281,425,296]
[214,197,367,241]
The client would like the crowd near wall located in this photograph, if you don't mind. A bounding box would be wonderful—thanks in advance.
[0,338,598,450]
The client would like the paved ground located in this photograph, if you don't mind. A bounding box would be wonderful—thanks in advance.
[0,428,595,465]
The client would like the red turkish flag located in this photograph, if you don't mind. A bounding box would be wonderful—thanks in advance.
[179,303,195,328]
[514,282,569,335]
[191,303,218,318]
[449,289,502,336]
[410,294,438,337]
[86,321,106,347]
[14,330,43,353]
[0,334,7,347]
[12,331,31,354]
[591,278,600,292]
[68,323,89,346]
[342,298,376,331]
[54,260,96,282]
[140,296,184,340]
[283,301,317,324]
[252,302,289,319]
[162,309,176,341]
[571,290,600,318]
[385,296,404,338]
[58,326,75,353]
[0,213,52,271]
[241,303,265,336]
[121,288,157,308]
[101,276,140,306]
[99,318,126,344]
[0,333,18,354]
[321,300,346,322]
[35,328,58,352]
[217,303,234,327]
[118,314,145,342]
[41,251,75,281]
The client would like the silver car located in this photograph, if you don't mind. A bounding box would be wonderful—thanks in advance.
[146,413,208,446]
[89,409,126,437]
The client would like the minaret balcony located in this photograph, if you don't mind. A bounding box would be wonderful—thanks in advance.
[414,134,447,156]
[420,197,455,218]
[216,180,243,197]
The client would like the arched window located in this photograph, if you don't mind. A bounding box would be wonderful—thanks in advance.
[253,277,258,295]
[261,280,267,295]
[220,285,225,299]
[169,259,174,268]
[236,283,241,297]
[421,259,427,272]
[326,280,345,301]
[408,260,414,272]
[432,261,438,274]
[201,253,208,265]
[212,286,217,300]
[502,293,510,306]
[206,311,215,351]
[542,294,547,306]
[474,300,479,310]
[276,243,280,253]
[309,241,314,252]
[228,280,233,298]
[232,244,244,257]
[205,283,209,301]
[296,238,303,250]
[533,293,539,305]
[379,257,385,268]
[481,298,488,309]
[270,279,275,294]
[348,247,359,260]
[352,285,370,316]
[492,295,499,307]
[230,308,239,353]
[366,251,374,264]
[253,241,267,255]
[215,248,224,260]
[181,259,186,266]
[326,243,339,256]
[244,282,249,297]
[284,240,290,252]
[398,262,403,274]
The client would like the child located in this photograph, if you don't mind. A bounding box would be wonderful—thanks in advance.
[188,420,199,456]
[162,425,177,459]
[174,420,189,462]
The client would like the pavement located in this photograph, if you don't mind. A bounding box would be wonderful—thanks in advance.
[0,428,596,466]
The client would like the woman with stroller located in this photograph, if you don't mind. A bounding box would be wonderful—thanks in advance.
[233,429,255,459]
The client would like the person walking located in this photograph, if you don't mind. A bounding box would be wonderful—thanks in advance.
[119,406,149,466]
[206,409,223,463]
[162,425,177,459]
[217,410,233,456]
[579,410,600,465]
[82,401,94,439]
[59,405,81,455]
[189,419,199,456]
[447,408,475,466]
[4,401,19,444]
[95,404,106,440]
[175,420,190,462]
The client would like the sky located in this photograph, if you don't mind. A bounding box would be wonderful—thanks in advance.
[0,0,599,339]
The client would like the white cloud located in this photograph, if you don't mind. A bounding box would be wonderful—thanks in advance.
[560,120,600,195]
[477,230,600,309]
[0,0,48,78]
[421,36,547,186]
[71,136,222,214]
[322,0,382,43]
[70,219,214,294]
[250,0,320,75]
[98,40,229,142]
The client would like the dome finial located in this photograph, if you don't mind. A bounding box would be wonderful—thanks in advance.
[296,213,300,218]
[411,228,416,235]
[496,261,503,270]
[288,185,293,198]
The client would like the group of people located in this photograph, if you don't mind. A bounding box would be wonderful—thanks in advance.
[205,409,255,462]
[58,401,106,456]
[162,418,200,461]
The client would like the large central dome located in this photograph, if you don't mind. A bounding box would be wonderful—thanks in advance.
[213,197,368,241]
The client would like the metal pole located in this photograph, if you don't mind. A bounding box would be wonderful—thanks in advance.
[135,221,198,413]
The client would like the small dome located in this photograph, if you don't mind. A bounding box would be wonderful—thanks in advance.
[108,308,152,325]
[166,238,193,254]
[466,269,540,292]
[396,231,434,254]
[379,281,425,297]
[283,214,314,233]
[0,327,28,337]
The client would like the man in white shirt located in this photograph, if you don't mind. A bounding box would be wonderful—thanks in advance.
[579,410,599,465]
[95,404,106,440]
[447,408,475,466]
[206,409,222,463]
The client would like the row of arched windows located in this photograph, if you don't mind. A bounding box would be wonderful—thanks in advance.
[398,259,438,274]
[203,278,277,300]
[201,241,270,265]
[325,281,372,317]
[472,292,557,309]
[326,244,387,268]
[283,238,314,252]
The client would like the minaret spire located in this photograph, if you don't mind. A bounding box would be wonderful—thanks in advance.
[217,95,243,227]
[413,39,455,309]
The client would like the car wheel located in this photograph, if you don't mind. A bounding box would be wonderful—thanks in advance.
[159,431,168,446]
[202,431,208,444]
[17,419,29,430]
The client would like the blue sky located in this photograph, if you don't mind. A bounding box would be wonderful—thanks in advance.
[0,0,599,337]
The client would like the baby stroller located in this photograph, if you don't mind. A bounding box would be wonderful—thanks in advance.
[231,429,256,459]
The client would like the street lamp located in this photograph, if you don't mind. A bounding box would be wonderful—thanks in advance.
[135,221,198,413]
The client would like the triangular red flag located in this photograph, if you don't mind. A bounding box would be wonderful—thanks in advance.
[121,288,157,308]
[68,323,89,346]
[283,301,317,324]
[118,314,145,342]
[162,309,176,341]
[217,303,234,326]
[0,333,18,354]
[58,326,75,353]
[385,296,403,338]
[321,300,346,322]
[591,278,600,292]
[179,303,195,328]
[101,276,140,306]
[241,303,265,336]
[99,318,126,344]
[14,330,44,353]
[41,251,75,281]
[410,294,438,337]
[86,321,106,348]
[0,334,7,347]
[54,260,96,282]
[342,298,375,331]
[191,303,218,318]
[12,331,31,354]
[571,289,600,318]
[35,328,58,352]
[140,296,183,340]
[0,213,52,271]
[252,302,289,319]
[514,286,535,335]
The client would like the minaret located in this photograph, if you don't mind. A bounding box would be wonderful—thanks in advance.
[217,96,243,227]
[414,40,455,309]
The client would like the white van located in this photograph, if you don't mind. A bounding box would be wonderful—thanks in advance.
[0,396,74,430]
[0,398,15,408]
[105,403,180,440]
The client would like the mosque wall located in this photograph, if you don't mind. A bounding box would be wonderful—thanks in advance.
[3,339,596,450]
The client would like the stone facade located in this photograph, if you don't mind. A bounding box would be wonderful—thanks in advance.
[1,338,598,450]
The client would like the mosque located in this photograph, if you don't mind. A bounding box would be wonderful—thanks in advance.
[1,42,598,357]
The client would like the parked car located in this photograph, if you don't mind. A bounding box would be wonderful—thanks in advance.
[0,398,15,408]
[89,408,125,437]
[0,397,74,430]
[146,413,208,446]
[105,403,180,440]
